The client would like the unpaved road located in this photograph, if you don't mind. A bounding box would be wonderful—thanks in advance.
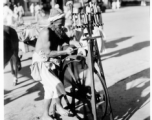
[4,6,150,120]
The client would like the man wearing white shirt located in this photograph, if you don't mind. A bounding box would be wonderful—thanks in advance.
[35,3,41,22]
[30,3,35,17]
[3,3,15,26]
[14,4,19,20]
[17,3,24,23]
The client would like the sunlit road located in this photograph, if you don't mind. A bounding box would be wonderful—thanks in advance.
[4,6,150,120]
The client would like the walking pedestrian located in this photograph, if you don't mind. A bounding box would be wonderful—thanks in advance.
[116,0,120,9]
[17,3,24,23]
[40,2,43,11]
[30,3,35,17]
[35,3,41,22]
[14,4,19,20]
[112,0,116,10]
[141,0,146,6]
[3,3,15,26]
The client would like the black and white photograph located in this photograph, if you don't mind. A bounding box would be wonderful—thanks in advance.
[3,0,150,120]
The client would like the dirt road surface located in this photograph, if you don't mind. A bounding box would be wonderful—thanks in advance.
[4,6,150,120]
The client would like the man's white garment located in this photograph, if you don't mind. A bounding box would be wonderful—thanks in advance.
[32,51,66,99]
[14,6,18,14]
[30,4,34,13]
[112,1,116,10]
[17,6,24,15]
[79,26,106,54]
[3,5,15,26]
[116,0,120,9]
[14,6,18,19]
[35,5,40,13]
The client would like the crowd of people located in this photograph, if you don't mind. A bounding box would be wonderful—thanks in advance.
[3,2,24,26]
[3,1,45,26]
[30,2,44,22]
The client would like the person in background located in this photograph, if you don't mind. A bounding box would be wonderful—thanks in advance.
[3,2,15,26]
[112,0,116,10]
[40,2,43,11]
[14,4,19,21]
[39,3,45,17]
[17,3,24,23]
[141,0,146,6]
[35,2,41,22]
[30,3,35,17]
[116,0,120,9]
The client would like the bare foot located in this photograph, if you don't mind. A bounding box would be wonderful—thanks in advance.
[56,104,69,116]
[41,114,53,120]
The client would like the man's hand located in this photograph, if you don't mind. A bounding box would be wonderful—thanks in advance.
[78,48,87,56]
[70,40,82,48]
[65,47,74,55]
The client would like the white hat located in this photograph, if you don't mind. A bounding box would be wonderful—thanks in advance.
[66,0,73,6]
[48,8,65,22]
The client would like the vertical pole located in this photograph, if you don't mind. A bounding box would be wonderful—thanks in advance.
[87,39,97,120]
[94,40,114,120]
[24,0,28,12]
[86,2,98,119]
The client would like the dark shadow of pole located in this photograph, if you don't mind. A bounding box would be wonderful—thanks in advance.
[105,36,133,49]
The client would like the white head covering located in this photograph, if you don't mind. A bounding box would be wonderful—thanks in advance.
[66,0,73,6]
[48,7,65,22]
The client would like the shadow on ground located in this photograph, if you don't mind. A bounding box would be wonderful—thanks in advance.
[4,35,150,119]
[102,40,150,60]
[43,68,150,120]
[4,82,44,105]
[4,65,150,120]
[144,116,150,120]
[108,68,150,120]
[4,65,44,105]
[105,36,133,49]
